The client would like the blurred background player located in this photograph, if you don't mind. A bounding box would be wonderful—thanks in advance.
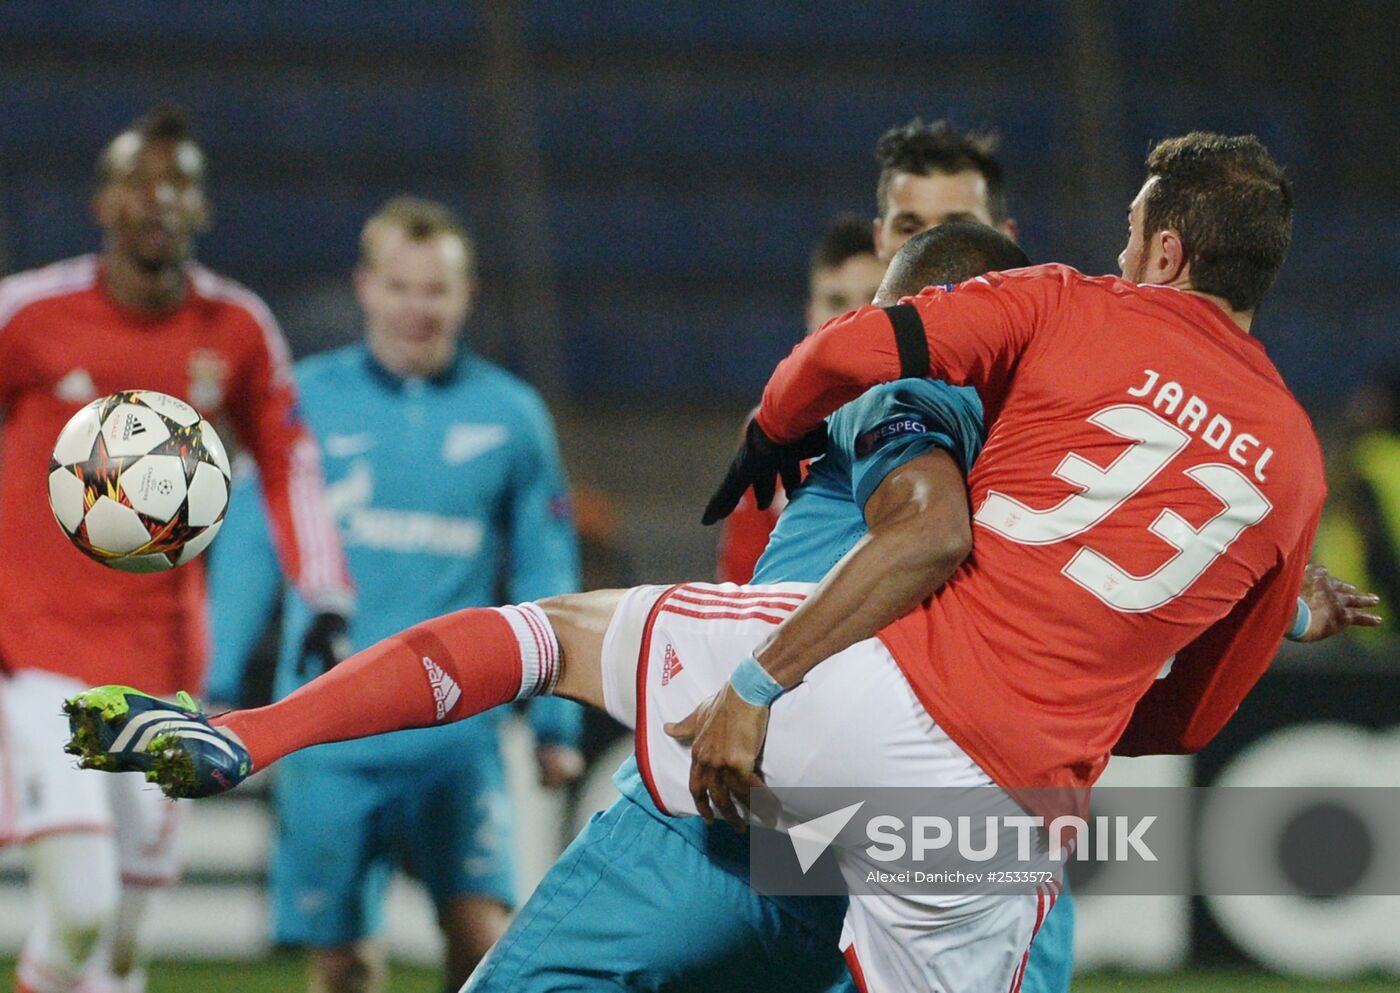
[206,197,584,993]
[871,118,1018,260]
[0,107,353,993]
[1315,371,1400,641]
[716,215,884,584]
[804,214,889,331]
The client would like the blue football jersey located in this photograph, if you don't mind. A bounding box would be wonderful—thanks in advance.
[207,344,582,768]
[751,378,985,583]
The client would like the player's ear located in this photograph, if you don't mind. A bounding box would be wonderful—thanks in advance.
[872,217,887,261]
[997,217,1020,244]
[1156,228,1188,285]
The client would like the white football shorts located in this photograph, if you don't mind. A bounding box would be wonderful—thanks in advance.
[0,669,185,884]
[599,582,1055,993]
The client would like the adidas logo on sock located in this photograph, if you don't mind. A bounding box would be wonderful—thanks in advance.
[421,656,462,720]
[661,644,684,686]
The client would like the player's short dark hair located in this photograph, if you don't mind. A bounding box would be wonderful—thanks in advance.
[878,221,1029,301]
[809,213,876,276]
[360,195,476,277]
[875,118,1008,222]
[1143,132,1292,312]
[134,103,194,144]
[96,104,201,186]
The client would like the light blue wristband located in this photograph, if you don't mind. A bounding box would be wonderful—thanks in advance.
[1285,597,1311,641]
[729,655,786,707]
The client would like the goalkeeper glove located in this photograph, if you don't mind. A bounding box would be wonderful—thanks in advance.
[297,611,353,677]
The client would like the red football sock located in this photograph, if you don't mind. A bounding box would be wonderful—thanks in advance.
[213,604,559,771]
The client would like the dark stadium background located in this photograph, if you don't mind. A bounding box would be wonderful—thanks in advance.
[1,3,1396,990]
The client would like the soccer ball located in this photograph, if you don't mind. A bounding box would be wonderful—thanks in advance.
[47,390,232,573]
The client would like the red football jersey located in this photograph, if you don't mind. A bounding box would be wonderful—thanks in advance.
[756,265,1326,795]
[716,488,783,584]
[0,255,351,694]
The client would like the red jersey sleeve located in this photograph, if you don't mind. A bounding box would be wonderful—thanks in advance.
[224,300,354,614]
[0,276,36,413]
[755,265,1065,443]
[1113,511,1319,756]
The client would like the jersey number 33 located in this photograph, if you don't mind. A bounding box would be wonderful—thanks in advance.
[974,405,1273,613]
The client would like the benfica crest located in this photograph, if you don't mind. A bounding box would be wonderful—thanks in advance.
[188,349,229,410]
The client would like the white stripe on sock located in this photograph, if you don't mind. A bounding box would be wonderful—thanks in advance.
[493,603,560,699]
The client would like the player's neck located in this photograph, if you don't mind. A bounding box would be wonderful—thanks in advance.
[1180,287,1253,334]
[102,251,188,313]
[366,336,458,381]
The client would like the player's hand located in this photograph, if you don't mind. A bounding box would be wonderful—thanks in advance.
[297,611,354,677]
[536,744,585,789]
[702,420,826,525]
[664,685,769,831]
[1295,564,1382,642]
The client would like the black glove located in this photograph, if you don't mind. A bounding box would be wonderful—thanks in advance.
[702,419,828,525]
[297,611,354,677]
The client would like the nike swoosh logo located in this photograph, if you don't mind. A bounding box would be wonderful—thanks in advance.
[323,433,376,458]
[443,424,509,465]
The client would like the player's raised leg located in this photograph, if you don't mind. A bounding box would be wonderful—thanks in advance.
[64,590,624,796]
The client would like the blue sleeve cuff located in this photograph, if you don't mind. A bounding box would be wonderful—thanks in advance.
[728,655,786,707]
[1285,597,1311,641]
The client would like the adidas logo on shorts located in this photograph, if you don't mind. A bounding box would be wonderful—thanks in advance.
[661,644,684,686]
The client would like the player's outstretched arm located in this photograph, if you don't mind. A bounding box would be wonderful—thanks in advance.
[706,272,1057,523]
[1116,529,1311,757]
[753,271,1059,445]
[670,449,972,827]
[1115,561,1381,760]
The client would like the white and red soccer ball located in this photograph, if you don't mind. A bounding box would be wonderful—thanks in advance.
[47,390,231,572]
